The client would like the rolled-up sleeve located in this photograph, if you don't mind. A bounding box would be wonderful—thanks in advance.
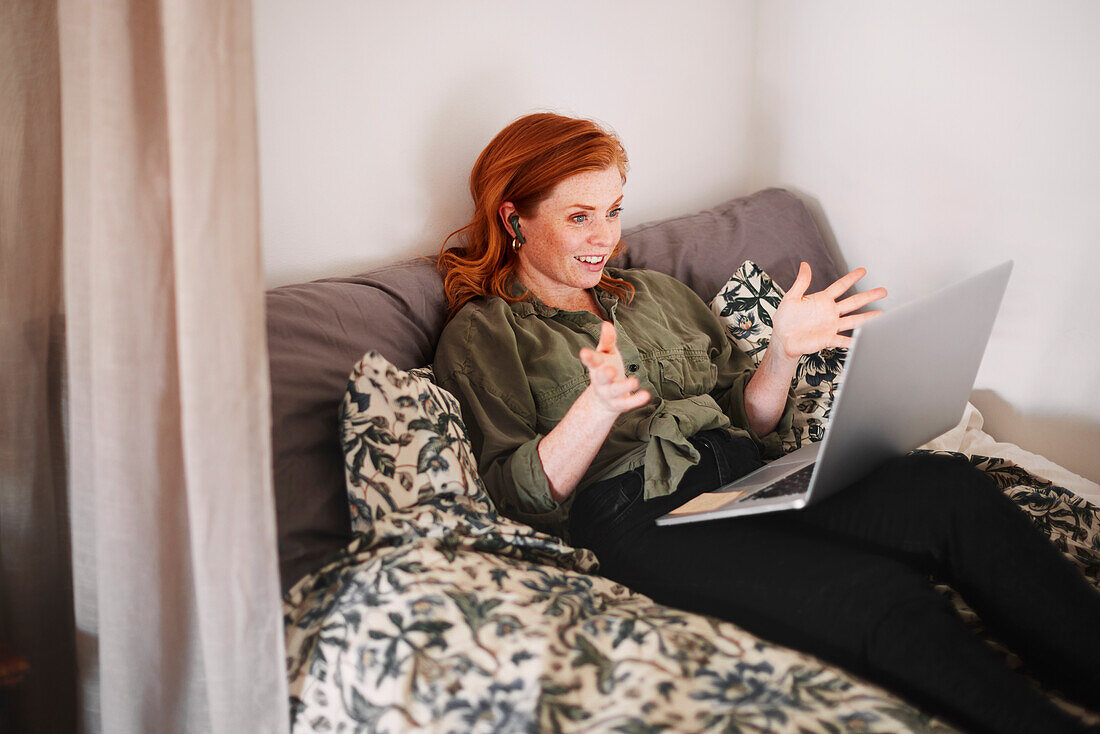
[434,311,569,534]
[683,284,795,460]
[710,340,795,459]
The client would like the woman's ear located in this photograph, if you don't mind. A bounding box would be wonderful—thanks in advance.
[499,202,518,237]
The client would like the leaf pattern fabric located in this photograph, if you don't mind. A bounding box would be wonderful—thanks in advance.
[341,353,485,532]
[303,350,1100,732]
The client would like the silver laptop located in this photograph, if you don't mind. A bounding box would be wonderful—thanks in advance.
[656,260,1013,526]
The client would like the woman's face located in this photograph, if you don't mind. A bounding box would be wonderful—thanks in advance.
[507,166,623,307]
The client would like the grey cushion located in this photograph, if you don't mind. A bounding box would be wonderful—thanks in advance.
[267,187,839,591]
[267,262,445,590]
[613,188,840,299]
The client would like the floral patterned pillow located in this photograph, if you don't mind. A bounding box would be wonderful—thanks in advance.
[710,260,848,453]
[340,351,484,532]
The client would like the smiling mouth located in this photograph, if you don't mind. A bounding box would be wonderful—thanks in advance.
[574,255,606,265]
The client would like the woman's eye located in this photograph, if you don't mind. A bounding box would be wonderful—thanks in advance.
[608,207,623,219]
[570,214,587,224]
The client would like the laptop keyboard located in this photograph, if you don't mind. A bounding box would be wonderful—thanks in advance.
[750,464,814,500]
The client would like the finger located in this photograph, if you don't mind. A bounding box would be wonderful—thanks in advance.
[824,267,868,299]
[836,310,882,331]
[589,365,617,385]
[598,376,640,399]
[832,334,855,349]
[616,389,651,410]
[836,287,887,314]
[596,321,618,354]
[787,262,812,301]
[583,357,609,383]
[582,347,613,369]
[579,347,604,368]
[594,384,649,414]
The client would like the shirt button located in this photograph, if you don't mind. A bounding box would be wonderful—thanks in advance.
[628,363,638,373]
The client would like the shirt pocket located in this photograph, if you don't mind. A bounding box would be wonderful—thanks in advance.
[531,372,590,430]
[655,349,718,399]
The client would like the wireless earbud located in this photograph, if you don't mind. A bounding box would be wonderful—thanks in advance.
[509,214,526,245]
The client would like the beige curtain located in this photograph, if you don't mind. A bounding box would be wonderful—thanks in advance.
[2,1,289,732]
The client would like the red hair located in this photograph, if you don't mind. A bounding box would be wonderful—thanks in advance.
[437,112,634,318]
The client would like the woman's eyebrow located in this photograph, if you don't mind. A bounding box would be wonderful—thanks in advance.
[568,196,624,210]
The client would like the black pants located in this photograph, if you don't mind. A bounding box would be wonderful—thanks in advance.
[569,430,1100,734]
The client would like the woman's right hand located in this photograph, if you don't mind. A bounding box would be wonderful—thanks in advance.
[538,321,649,502]
[578,321,650,416]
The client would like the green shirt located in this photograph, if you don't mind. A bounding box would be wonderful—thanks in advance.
[433,267,794,539]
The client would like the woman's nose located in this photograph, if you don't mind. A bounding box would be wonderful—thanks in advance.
[591,217,618,247]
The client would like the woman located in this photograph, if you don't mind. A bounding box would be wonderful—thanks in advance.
[434,112,1100,733]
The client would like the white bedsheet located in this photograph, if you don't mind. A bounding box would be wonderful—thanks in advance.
[922,403,1100,506]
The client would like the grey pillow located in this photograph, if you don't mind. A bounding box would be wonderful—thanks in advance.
[267,262,445,589]
[267,187,840,591]
[613,188,840,299]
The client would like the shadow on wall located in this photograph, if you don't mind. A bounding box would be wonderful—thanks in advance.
[786,188,849,276]
[787,187,865,306]
[789,189,1100,486]
[970,390,1100,485]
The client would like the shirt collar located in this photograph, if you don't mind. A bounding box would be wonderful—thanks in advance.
[507,270,622,320]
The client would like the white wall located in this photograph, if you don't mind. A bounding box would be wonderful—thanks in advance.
[255,1,1100,481]
[254,0,758,287]
[750,1,1100,481]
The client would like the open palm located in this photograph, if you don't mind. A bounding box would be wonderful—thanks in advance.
[771,263,887,360]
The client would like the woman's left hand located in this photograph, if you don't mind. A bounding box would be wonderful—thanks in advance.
[771,263,887,361]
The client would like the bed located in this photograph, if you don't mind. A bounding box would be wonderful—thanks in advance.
[267,188,1100,732]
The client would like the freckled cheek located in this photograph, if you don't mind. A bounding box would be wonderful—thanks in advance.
[549,230,584,256]
[533,225,577,254]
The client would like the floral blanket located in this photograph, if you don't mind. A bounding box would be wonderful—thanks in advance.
[284,453,1100,733]
[284,254,1100,732]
